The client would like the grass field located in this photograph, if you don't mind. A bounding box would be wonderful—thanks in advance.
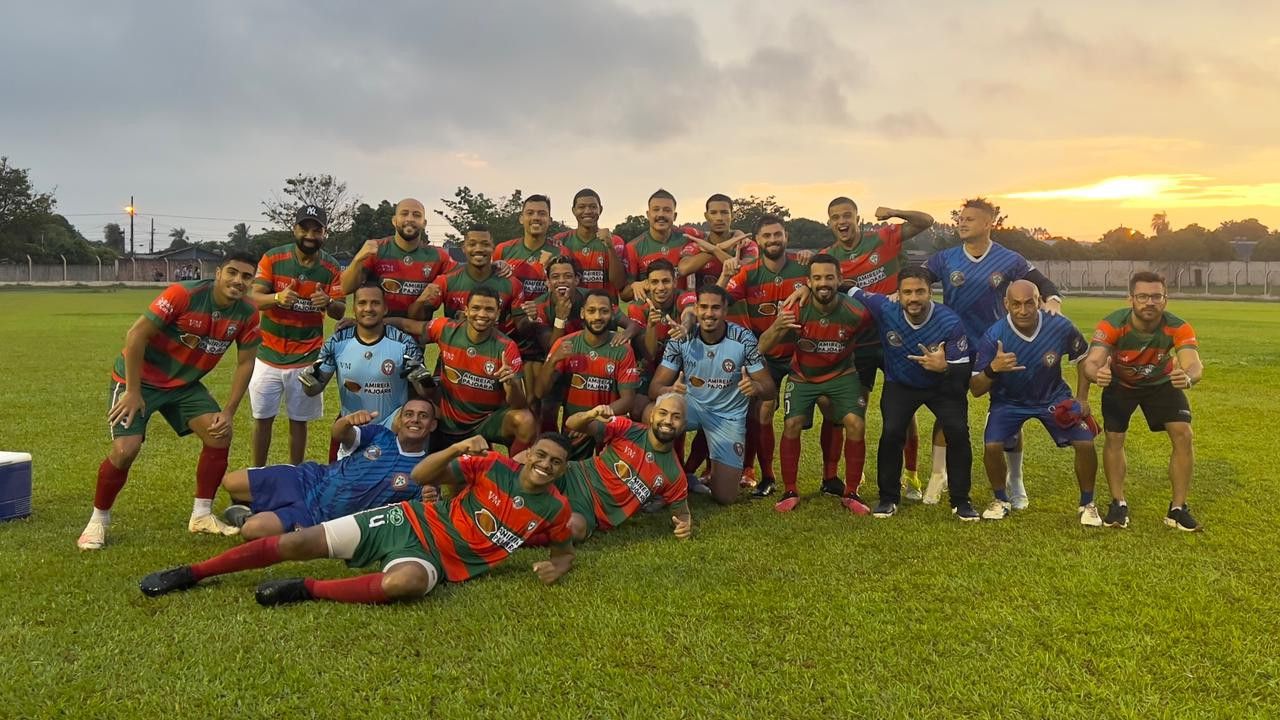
[2,289,1278,719]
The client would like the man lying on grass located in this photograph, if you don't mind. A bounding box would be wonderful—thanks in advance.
[139,434,577,605]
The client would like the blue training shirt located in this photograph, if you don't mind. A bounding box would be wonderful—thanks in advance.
[853,288,971,390]
[925,242,1042,341]
[317,325,422,427]
[302,424,425,521]
[973,311,1089,408]
[660,321,765,419]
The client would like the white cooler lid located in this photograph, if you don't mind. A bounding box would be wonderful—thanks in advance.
[0,452,32,465]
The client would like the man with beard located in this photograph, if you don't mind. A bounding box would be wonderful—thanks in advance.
[536,290,641,460]
[218,400,437,538]
[970,281,1100,525]
[623,189,695,302]
[650,284,776,505]
[396,288,535,455]
[825,197,932,499]
[408,225,524,335]
[625,259,694,420]
[494,194,567,302]
[556,397,693,541]
[1081,271,1203,531]
[553,188,627,298]
[341,198,457,318]
[923,197,1063,509]
[759,254,875,514]
[78,252,262,550]
[679,194,756,290]
[246,205,347,467]
[719,215,810,497]
[850,267,978,521]
[298,284,428,460]
[139,433,578,606]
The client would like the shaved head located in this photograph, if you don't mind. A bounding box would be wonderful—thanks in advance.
[396,198,425,213]
[1004,279,1041,331]
[1005,279,1039,301]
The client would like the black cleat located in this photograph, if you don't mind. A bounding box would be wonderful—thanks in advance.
[255,578,313,606]
[952,501,980,522]
[140,566,198,597]
[751,476,777,498]
[1103,502,1130,529]
[1164,504,1201,532]
[872,501,898,519]
[222,504,252,529]
[820,477,845,497]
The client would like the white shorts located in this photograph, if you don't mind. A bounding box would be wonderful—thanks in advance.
[248,360,325,421]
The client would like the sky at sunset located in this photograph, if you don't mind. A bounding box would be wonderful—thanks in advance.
[4,1,1278,247]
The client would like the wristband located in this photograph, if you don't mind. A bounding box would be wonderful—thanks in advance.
[983,366,998,378]
[553,318,567,329]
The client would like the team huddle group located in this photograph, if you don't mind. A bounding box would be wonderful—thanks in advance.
[76,188,1205,606]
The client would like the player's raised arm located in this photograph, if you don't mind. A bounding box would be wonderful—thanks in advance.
[875,206,934,241]
[536,339,572,400]
[1081,345,1112,386]
[383,316,430,342]
[758,304,801,355]
[563,405,613,439]
[339,239,379,295]
[410,437,489,487]
[1172,347,1203,389]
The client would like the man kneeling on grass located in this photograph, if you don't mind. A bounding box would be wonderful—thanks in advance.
[139,434,577,605]
[217,399,438,539]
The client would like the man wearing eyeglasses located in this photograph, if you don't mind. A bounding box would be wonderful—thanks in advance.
[1081,271,1203,531]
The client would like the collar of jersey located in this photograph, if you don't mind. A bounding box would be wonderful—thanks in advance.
[903,302,935,330]
[1006,312,1043,343]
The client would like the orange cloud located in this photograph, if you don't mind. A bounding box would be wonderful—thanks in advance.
[1003,174,1280,208]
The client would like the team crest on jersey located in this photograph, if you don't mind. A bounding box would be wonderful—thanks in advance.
[654,475,664,489]
[526,520,538,532]
[402,255,413,265]
[390,473,410,490]
[949,270,965,287]
[381,359,395,376]
[512,495,525,509]
[956,336,969,353]
[484,360,496,375]
[387,505,405,526]
[989,272,1005,288]
[819,318,829,326]
[364,445,382,461]
[224,323,237,339]
[886,331,904,347]
[733,442,744,458]
[869,252,880,265]
[422,266,432,278]
[837,328,847,340]
[466,347,477,357]
[363,350,373,359]
[589,350,599,361]
[1043,351,1059,367]
[722,359,737,373]
[606,363,615,374]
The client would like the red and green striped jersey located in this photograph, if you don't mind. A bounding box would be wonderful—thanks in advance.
[824,224,905,296]
[113,280,261,389]
[788,294,873,383]
[548,331,639,418]
[512,288,629,343]
[426,266,524,338]
[424,318,522,432]
[680,233,760,289]
[411,452,572,583]
[724,258,809,360]
[563,416,688,531]
[626,296,682,379]
[1090,308,1198,389]
[252,244,342,367]
[625,229,692,282]
[359,237,458,317]
[554,230,623,297]
[493,237,568,300]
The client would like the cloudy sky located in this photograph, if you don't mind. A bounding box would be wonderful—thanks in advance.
[5,0,1279,247]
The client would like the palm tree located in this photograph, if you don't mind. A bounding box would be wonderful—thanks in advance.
[1150,212,1170,236]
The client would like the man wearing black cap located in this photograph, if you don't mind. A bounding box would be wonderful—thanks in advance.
[245,204,347,466]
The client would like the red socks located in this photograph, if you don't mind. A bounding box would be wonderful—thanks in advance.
[781,435,801,494]
[844,439,866,495]
[195,445,229,500]
[757,421,776,480]
[191,536,282,581]
[820,424,841,478]
[305,573,389,604]
[94,458,130,510]
[742,421,758,475]
[904,431,919,472]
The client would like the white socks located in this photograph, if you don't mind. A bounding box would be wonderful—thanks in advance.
[90,508,111,525]
[192,498,213,516]
[931,445,947,477]
[1005,449,1024,487]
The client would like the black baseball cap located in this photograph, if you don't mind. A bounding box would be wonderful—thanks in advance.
[295,204,328,228]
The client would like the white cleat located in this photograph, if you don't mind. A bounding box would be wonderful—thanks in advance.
[982,499,1012,520]
[1078,503,1103,527]
[1007,476,1029,510]
[188,513,240,536]
[923,473,947,505]
[77,519,108,550]
[902,472,923,501]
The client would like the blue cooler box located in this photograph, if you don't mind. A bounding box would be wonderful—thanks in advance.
[0,452,32,521]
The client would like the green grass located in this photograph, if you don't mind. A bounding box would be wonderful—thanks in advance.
[1,289,1278,719]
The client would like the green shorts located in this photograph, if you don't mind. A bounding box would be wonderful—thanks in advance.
[341,502,443,574]
[108,379,220,439]
[436,410,512,448]
[555,467,600,540]
[783,373,866,429]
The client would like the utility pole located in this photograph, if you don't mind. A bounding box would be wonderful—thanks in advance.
[126,195,136,256]
[149,217,155,254]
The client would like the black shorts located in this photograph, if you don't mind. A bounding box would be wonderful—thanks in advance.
[855,352,882,393]
[1101,383,1192,433]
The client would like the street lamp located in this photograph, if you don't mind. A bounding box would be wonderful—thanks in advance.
[125,197,136,255]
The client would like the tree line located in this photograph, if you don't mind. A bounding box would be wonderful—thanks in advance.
[3,158,1279,265]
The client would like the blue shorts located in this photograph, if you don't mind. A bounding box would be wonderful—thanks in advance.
[984,404,1096,448]
[684,398,746,470]
[248,463,324,531]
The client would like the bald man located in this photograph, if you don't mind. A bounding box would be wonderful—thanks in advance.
[341,198,458,318]
[969,280,1101,525]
